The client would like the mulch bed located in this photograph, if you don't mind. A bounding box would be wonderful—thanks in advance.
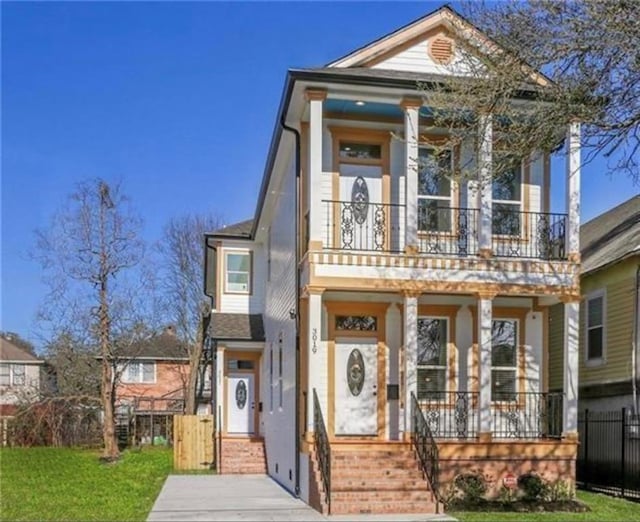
[447,499,590,512]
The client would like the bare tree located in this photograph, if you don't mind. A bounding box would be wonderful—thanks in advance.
[33,179,146,460]
[158,213,223,414]
[420,1,640,182]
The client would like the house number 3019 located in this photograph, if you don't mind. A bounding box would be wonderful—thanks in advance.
[312,328,318,354]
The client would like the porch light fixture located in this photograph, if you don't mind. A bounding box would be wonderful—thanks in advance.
[355,100,366,106]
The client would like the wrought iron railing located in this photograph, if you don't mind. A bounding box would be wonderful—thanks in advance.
[323,200,404,252]
[417,207,479,257]
[492,391,564,439]
[416,391,479,439]
[492,209,567,260]
[411,392,440,502]
[313,389,331,513]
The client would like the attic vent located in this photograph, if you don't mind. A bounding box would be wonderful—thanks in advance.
[429,36,454,64]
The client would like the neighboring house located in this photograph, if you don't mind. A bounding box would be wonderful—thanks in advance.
[0,337,45,416]
[113,326,212,445]
[204,6,582,514]
[550,195,640,412]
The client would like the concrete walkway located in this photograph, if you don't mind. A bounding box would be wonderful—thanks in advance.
[147,475,455,522]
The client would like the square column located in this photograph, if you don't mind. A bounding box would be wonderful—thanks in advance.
[305,89,327,250]
[566,122,581,262]
[478,114,493,258]
[477,293,494,440]
[401,98,421,253]
[562,298,580,437]
[306,287,325,433]
[403,291,419,435]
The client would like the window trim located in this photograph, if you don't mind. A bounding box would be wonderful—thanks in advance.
[417,146,455,235]
[223,249,253,295]
[585,289,607,367]
[490,318,520,403]
[416,315,450,399]
[121,361,157,384]
[0,363,27,387]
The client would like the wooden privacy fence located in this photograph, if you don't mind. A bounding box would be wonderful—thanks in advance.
[173,415,214,470]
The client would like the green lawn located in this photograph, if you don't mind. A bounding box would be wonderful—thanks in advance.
[450,490,640,522]
[0,447,174,521]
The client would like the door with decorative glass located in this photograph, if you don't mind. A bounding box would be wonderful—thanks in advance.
[227,374,254,434]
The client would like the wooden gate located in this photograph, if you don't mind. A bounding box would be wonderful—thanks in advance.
[173,415,214,470]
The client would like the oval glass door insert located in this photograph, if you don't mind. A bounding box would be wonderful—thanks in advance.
[351,176,369,224]
[235,380,247,409]
[347,349,365,396]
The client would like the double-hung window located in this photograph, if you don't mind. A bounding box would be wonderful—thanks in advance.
[492,158,522,236]
[417,317,448,399]
[586,291,605,364]
[417,148,453,233]
[225,251,251,294]
[0,364,26,386]
[491,319,518,401]
[124,361,155,384]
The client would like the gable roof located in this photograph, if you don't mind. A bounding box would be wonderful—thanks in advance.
[0,338,41,363]
[115,329,188,360]
[581,195,640,275]
[209,313,265,342]
[210,219,254,239]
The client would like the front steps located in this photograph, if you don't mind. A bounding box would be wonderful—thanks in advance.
[312,443,439,515]
[219,437,267,474]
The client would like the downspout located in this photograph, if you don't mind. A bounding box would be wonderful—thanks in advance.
[632,264,640,416]
[280,116,301,496]
[203,235,219,467]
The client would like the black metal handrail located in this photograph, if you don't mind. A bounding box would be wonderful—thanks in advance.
[417,206,479,257]
[323,199,404,252]
[416,391,479,439]
[492,209,567,260]
[313,389,331,513]
[411,392,440,503]
[491,391,564,439]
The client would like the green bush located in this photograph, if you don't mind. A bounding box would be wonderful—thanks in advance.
[517,473,547,501]
[454,473,487,503]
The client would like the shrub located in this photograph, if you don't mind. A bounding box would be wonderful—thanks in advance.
[518,473,547,501]
[454,473,487,503]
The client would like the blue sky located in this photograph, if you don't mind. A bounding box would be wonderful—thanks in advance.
[2,1,638,348]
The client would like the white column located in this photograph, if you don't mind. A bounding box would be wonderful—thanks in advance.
[477,294,493,438]
[306,289,324,433]
[386,303,402,440]
[478,114,493,257]
[215,344,225,433]
[401,98,421,252]
[403,292,418,435]
[306,89,326,249]
[562,300,580,436]
[566,122,581,260]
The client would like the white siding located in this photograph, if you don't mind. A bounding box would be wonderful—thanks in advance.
[218,241,266,314]
[263,150,298,493]
[0,363,41,406]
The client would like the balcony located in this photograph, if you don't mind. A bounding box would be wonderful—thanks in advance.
[322,200,568,261]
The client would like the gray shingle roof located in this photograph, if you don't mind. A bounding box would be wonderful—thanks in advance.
[581,195,640,274]
[209,313,265,341]
[211,219,253,238]
[115,329,189,360]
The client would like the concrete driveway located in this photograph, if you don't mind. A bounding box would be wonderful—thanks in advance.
[147,475,455,522]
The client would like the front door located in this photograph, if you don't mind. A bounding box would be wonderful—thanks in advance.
[335,339,378,436]
[227,373,254,434]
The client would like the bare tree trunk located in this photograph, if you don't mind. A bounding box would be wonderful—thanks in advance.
[184,320,204,414]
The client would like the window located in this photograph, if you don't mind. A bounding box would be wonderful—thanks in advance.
[586,291,605,363]
[278,333,283,409]
[0,364,26,386]
[417,318,448,399]
[418,148,453,233]
[491,320,518,401]
[225,251,251,293]
[335,315,377,331]
[123,361,155,384]
[339,142,381,160]
[492,158,522,236]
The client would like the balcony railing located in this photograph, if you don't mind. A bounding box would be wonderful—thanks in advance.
[417,206,479,257]
[417,391,563,440]
[492,209,567,260]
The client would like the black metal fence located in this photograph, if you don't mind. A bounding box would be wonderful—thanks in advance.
[577,408,640,500]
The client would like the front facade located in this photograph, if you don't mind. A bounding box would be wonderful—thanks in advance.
[205,6,582,514]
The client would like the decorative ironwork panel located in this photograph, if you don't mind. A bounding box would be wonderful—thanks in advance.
[351,176,369,225]
[346,349,365,396]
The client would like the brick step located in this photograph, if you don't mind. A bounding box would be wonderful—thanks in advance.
[332,459,420,470]
[331,489,434,502]
[332,450,413,459]
[329,500,437,515]
[331,479,429,491]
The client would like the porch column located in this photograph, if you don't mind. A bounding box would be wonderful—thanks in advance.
[562,297,580,437]
[306,287,325,434]
[566,122,581,262]
[401,97,421,254]
[477,292,494,441]
[215,343,225,434]
[306,89,327,250]
[478,113,493,258]
[403,290,419,436]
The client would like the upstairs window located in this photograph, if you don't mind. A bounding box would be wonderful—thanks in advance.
[0,363,26,386]
[586,291,605,363]
[225,251,251,294]
[417,318,448,400]
[123,361,155,384]
[492,158,522,236]
[491,320,518,401]
[417,148,453,233]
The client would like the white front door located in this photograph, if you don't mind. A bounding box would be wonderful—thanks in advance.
[335,339,378,436]
[227,373,254,434]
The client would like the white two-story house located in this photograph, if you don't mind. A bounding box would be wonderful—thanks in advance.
[204,6,581,515]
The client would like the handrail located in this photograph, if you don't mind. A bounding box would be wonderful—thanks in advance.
[313,389,331,513]
[411,392,440,504]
